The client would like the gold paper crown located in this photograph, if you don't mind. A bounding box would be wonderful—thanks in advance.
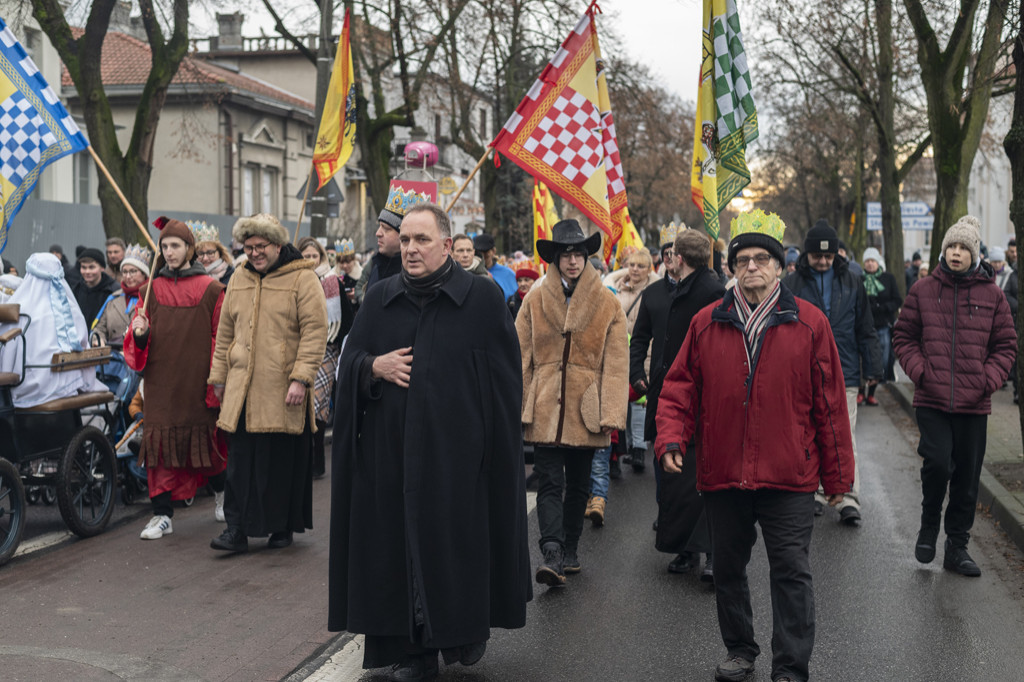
[384,187,431,217]
[660,221,680,246]
[335,239,355,256]
[730,209,786,243]
[186,220,221,245]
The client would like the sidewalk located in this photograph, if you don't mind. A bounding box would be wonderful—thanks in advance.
[886,379,1024,554]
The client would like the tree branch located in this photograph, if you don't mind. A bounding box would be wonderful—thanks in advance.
[261,0,317,64]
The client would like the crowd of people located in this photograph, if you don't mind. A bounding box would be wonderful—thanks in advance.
[0,193,1017,682]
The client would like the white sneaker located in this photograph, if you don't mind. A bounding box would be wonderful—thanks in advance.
[140,515,173,540]
[214,490,225,523]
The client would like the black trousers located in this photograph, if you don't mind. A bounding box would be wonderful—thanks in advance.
[533,445,594,552]
[915,407,988,548]
[705,489,815,682]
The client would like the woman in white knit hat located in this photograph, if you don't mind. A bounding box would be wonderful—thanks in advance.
[857,247,902,406]
[91,243,152,350]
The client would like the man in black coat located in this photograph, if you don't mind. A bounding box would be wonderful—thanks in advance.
[630,229,725,578]
[355,186,428,302]
[70,247,118,327]
[783,220,881,528]
[329,203,531,681]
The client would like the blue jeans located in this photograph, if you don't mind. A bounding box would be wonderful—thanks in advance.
[625,403,647,450]
[876,326,891,380]
[590,446,612,499]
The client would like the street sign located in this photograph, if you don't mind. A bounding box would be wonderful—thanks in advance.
[866,202,934,231]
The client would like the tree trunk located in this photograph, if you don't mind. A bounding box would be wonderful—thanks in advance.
[1002,1,1024,450]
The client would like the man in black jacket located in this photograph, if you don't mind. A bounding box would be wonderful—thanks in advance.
[355,186,428,302]
[783,220,881,527]
[70,247,118,328]
[630,229,725,577]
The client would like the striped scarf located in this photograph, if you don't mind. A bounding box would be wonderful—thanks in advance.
[734,280,781,370]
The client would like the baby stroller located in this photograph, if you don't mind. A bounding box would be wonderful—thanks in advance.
[93,349,146,504]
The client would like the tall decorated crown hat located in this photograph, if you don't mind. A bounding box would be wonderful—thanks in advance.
[335,239,355,257]
[660,221,680,247]
[120,243,153,278]
[186,220,221,245]
[378,184,431,230]
[727,209,787,269]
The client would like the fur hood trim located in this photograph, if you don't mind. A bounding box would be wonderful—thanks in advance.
[232,213,289,246]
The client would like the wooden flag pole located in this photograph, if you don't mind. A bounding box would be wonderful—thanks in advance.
[293,165,316,243]
[87,146,158,253]
[445,147,492,212]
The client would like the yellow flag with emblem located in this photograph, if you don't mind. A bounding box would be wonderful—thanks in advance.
[313,9,357,190]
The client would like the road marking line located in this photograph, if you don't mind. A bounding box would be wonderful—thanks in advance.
[14,530,72,557]
[305,634,364,682]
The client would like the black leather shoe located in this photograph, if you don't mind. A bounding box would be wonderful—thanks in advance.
[813,501,824,516]
[943,540,981,577]
[563,548,581,574]
[715,654,755,681]
[267,531,293,549]
[700,553,714,583]
[458,641,486,666]
[535,542,565,586]
[631,448,646,472]
[668,552,697,574]
[210,527,248,553]
[839,506,862,527]
[389,653,439,681]
[609,458,622,479]
[915,526,939,563]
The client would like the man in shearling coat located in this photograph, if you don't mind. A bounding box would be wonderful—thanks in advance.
[208,213,328,553]
[517,219,629,586]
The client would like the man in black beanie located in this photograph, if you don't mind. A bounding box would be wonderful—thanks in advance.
[71,247,118,327]
[783,219,881,527]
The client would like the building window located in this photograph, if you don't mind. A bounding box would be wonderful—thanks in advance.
[74,152,92,204]
[242,164,279,215]
[242,164,256,215]
[479,109,487,138]
[24,29,40,69]
[262,168,277,215]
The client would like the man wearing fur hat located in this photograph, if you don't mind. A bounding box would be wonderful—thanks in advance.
[782,219,881,527]
[71,246,119,327]
[893,215,1017,577]
[517,219,628,586]
[126,217,228,540]
[656,210,854,682]
[208,214,327,553]
[329,203,531,680]
[356,187,430,303]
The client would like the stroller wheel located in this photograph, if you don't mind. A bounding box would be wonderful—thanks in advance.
[42,486,56,505]
[26,487,40,505]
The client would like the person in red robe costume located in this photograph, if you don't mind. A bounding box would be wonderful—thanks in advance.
[125,216,228,540]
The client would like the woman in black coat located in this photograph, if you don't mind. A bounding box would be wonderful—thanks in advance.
[860,247,902,404]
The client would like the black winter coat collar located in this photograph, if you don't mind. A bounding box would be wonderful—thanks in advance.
[380,260,473,308]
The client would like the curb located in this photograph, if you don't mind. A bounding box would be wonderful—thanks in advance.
[886,382,1024,555]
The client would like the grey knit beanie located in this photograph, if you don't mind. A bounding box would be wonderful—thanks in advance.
[941,215,981,265]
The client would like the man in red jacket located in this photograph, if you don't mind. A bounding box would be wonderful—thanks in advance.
[893,215,1017,577]
[656,210,854,682]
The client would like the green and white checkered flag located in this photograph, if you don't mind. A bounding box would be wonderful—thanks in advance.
[713,0,757,174]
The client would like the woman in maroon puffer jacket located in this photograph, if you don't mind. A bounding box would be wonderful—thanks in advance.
[893,215,1017,577]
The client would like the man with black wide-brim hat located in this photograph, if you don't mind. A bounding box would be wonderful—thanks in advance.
[516,219,628,586]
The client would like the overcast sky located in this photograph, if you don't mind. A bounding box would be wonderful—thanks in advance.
[198,0,706,102]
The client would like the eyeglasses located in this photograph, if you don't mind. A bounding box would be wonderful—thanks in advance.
[735,253,773,268]
[196,249,219,258]
[561,251,586,262]
[243,242,272,254]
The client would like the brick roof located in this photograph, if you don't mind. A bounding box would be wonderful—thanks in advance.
[61,30,312,111]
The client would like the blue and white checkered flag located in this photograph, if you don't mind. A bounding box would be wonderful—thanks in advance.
[0,17,88,254]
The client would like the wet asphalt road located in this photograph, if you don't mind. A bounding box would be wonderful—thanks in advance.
[342,389,1024,682]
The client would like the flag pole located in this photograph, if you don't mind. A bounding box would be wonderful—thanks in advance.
[445,147,492,212]
[87,146,158,253]
[293,165,316,243]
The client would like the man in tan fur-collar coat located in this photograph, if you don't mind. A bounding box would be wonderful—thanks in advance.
[516,219,628,587]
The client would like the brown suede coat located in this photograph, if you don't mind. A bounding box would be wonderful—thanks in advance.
[517,263,629,448]
[209,256,327,435]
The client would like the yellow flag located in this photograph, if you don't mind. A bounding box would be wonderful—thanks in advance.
[533,180,559,270]
[691,0,758,239]
[313,9,356,190]
[613,210,644,270]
